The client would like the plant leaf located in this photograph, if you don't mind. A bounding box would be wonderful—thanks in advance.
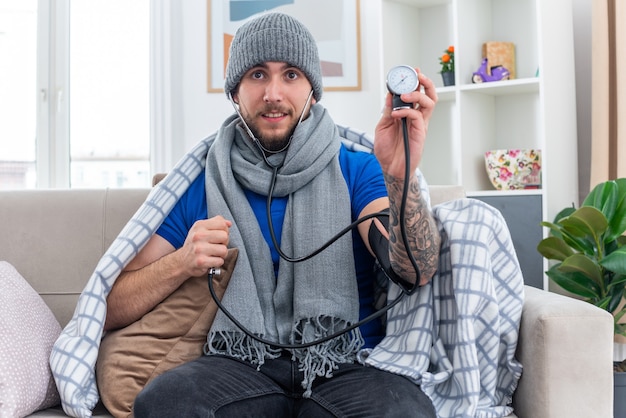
[559,206,608,238]
[607,273,626,290]
[559,254,604,286]
[540,221,565,239]
[583,179,626,241]
[607,287,625,313]
[600,247,626,275]
[544,206,575,240]
[559,227,596,255]
[583,180,618,220]
[555,206,608,255]
[553,206,577,223]
[596,295,613,311]
[546,263,599,299]
[606,178,626,240]
[537,236,574,261]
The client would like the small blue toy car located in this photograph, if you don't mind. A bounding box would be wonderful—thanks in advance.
[472,58,510,83]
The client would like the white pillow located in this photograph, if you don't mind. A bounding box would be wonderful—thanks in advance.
[0,261,62,417]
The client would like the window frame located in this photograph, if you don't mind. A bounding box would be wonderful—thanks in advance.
[31,0,171,189]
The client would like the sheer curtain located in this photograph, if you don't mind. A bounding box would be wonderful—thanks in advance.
[591,0,626,185]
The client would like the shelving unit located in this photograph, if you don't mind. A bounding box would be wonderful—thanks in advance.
[381,0,579,289]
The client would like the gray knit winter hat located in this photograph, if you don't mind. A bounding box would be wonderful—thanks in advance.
[224,12,323,101]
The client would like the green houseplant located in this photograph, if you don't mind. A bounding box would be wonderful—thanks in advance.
[537,178,626,338]
[537,177,626,418]
[538,179,626,415]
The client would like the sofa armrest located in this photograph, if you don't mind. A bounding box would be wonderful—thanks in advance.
[427,185,465,207]
[513,285,614,418]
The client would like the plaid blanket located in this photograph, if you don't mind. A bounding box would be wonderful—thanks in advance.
[364,198,524,417]
[50,126,523,417]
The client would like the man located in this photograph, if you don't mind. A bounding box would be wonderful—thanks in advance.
[105,12,440,417]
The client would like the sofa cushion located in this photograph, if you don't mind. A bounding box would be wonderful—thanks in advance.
[0,261,62,417]
[96,248,238,418]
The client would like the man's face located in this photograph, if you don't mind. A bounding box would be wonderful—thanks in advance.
[233,62,316,152]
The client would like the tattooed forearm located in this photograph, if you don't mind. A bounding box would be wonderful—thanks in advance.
[384,173,441,285]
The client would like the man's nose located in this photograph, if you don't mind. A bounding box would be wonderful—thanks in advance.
[263,78,283,102]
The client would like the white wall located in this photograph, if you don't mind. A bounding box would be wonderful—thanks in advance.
[169,0,386,164]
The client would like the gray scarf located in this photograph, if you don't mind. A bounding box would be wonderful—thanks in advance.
[203,104,364,394]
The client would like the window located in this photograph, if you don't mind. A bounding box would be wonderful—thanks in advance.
[69,0,150,188]
[0,0,150,189]
[0,0,37,189]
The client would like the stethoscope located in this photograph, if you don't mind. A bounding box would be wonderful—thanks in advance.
[208,76,420,349]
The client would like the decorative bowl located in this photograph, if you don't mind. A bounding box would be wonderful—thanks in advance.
[484,149,542,190]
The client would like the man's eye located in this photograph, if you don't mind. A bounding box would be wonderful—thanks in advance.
[251,71,264,79]
[286,71,298,80]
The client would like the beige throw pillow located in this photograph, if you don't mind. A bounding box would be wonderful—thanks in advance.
[96,248,238,418]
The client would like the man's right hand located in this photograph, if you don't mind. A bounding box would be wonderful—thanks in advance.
[104,216,231,331]
[177,216,232,278]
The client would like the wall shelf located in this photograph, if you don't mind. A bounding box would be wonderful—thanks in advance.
[459,78,540,95]
[382,0,579,289]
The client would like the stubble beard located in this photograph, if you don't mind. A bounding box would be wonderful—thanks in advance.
[245,110,298,152]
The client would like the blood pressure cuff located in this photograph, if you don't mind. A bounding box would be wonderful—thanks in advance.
[368,209,419,295]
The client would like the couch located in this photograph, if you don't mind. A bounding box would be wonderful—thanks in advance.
[0,186,615,418]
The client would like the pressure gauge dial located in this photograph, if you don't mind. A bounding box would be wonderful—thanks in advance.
[386,65,419,110]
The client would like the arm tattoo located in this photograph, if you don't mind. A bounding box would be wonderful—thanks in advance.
[383,173,441,284]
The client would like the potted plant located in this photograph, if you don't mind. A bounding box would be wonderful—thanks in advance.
[537,178,626,415]
[439,45,455,86]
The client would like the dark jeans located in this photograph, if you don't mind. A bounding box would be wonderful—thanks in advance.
[134,354,436,418]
